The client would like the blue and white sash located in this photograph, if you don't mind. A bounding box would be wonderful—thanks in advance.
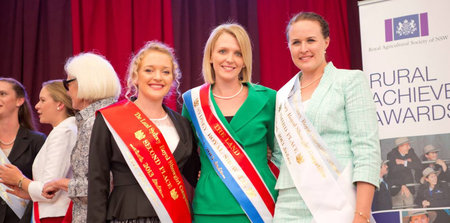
[0,151,28,218]
[275,75,358,223]
[183,84,276,223]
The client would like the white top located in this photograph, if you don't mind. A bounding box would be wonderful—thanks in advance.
[289,76,311,112]
[2,148,12,157]
[302,99,310,110]
[28,117,77,218]
[151,114,179,153]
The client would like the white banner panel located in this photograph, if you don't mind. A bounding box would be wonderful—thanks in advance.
[360,0,450,139]
[360,0,450,222]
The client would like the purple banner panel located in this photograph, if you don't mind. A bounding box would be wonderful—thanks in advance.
[420,13,429,36]
[385,19,393,42]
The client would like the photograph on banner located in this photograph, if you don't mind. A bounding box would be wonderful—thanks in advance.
[401,209,450,223]
[373,134,450,211]
[358,0,450,221]
[372,208,450,223]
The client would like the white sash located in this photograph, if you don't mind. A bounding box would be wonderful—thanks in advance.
[275,75,357,223]
[0,151,29,218]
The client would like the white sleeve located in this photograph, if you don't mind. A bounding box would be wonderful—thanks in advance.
[28,125,77,202]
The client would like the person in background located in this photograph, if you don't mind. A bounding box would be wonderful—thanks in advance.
[372,160,396,212]
[0,77,45,223]
[403,210,436,223]
[272,12,380,223]
[0,80,76,222]
[182,23,278,222]
[421,144,449,183]
[386,137,421,208]
[415,167,450,208]
[87,41,199,223]
[41,53,121,223]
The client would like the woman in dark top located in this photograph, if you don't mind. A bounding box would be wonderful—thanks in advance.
[415,167,450,208]
[87,41,199,223]
[0,78,45,223]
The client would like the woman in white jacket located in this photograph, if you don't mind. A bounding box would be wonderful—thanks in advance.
[0,80,77,222]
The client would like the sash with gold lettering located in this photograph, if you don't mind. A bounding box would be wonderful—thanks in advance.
[275,74,361,223]
[183,84,275,223]
[98,100,191,223]
[0,151,29,218]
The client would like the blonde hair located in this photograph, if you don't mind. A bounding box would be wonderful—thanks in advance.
[202,23,252,84]
[125,41,181,100]
[64,52,121,101]
[42,80,76,116]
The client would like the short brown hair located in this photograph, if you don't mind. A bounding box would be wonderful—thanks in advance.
[286,12,330,41]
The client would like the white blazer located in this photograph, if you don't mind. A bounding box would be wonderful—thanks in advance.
[28,117,77,218]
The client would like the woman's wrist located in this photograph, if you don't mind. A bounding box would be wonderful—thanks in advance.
[354,211,370,223]
[17,176,26,189]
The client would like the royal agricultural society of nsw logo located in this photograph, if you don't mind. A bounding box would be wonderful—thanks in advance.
[367,12,448,52]
[385,13,429,42]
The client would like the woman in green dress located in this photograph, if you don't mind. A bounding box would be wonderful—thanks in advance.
[182,23,278,223]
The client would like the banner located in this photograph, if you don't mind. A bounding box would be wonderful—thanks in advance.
[359,0,450,222]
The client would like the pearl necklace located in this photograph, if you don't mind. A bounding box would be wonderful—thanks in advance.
[213,84,243,100]
[300,74,323,90]
[0,137,16,146]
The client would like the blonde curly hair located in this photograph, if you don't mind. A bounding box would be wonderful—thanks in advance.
[125,41,181,101]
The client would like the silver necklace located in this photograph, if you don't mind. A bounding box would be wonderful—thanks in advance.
[300,74,323,89]
[0,137,16,146]
[213,84,244,100]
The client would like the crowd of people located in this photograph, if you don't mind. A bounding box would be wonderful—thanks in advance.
[373,138,450,222]
[1,11,443,223]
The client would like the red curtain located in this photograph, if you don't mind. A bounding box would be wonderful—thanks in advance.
[0,0,73,134]
[171,0,261,107]
[71,0,176,108]
[257,0,350,90]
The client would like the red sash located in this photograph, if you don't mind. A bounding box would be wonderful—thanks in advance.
[31,201,73,223]
[197,85,276,216]
[99,100,191,223]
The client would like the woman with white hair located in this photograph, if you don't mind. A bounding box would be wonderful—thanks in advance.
[42,53,121,222]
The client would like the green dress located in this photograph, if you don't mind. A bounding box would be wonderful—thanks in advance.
[182,83,278,223]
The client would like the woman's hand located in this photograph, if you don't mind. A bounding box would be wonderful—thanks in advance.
[4,185,31,200]
[42,178,70,199]
[42,180,60,199]
[353,212,371,223]
[353,182,375,223]
[0,164,24,186]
